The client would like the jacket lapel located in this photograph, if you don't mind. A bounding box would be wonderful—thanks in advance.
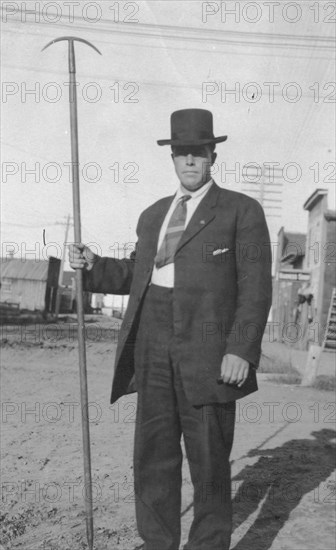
[176,182,220,253]
[145,195,175,260]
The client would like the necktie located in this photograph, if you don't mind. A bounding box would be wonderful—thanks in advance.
[154,194,191,268]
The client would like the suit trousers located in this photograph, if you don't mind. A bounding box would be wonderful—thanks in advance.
[133,284,236,550]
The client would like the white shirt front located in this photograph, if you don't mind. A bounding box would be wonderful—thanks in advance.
[151,179,214,287]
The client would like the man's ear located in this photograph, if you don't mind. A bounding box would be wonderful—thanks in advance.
[211,152,217,165]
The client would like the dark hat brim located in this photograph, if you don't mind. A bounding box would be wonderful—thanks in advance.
[157,136,228,146]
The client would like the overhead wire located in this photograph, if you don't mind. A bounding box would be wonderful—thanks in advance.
[1,140,67,164]
[1,26,334,62]
[1,7,335,48]
[2,6,333,234]
[1,60,332,99]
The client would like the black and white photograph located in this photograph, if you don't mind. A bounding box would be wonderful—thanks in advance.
[1,1,335,549]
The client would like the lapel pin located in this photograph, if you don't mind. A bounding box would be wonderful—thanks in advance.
[200,220,205,224]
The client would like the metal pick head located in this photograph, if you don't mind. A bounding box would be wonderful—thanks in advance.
[42,36,102,55]
[42,36,101,73]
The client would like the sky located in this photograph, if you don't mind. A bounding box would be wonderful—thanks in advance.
[1,0,335,268]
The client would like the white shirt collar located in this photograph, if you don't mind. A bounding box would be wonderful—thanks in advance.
[175,179,214,202]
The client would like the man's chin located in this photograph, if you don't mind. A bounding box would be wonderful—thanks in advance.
[181,178,205,192]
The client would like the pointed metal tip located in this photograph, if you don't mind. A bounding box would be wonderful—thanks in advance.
[41,38,57,52]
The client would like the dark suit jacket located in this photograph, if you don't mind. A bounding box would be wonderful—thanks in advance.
[85,182,272,405]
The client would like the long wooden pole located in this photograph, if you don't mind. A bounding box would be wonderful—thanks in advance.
[42,37,101,550]
[55,214,71,319]
[69,40,94,550]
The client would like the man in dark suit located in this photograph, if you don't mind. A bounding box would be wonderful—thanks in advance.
[70,109,272,550]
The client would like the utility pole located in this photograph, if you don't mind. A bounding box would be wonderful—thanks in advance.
[241,164,283,218]
[55,214,72,319]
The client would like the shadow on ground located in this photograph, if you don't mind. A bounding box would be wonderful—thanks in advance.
[133,429,336,550]
[231,428,336,550]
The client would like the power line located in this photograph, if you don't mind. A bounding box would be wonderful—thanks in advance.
[1,14,335,57]
[284,60,334,159]
[1,61,332,99]
[1,140,65,163]
[2,26,334,62]
[1,8,335,49]
[2,221,71,228]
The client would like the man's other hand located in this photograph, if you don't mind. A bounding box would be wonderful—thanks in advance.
[69,244,97,271]
[220,354,249,388]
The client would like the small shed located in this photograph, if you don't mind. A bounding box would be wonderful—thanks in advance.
[0,257,60,312]
[58,271,93,314]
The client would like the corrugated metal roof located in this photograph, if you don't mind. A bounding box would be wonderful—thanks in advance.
[1,259,49,281]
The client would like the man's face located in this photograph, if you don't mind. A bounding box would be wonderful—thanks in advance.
[172,145,217,192]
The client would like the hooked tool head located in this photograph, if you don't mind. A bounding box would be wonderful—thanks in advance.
[42,36,101,73]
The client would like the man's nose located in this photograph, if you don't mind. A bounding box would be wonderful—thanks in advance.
[186,154,195,165]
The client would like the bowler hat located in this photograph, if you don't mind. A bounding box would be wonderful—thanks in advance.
[157,108,227,146]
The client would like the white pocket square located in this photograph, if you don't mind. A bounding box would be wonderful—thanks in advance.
[213,248,229,256]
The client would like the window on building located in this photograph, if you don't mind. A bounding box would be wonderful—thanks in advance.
[1,278,12,293]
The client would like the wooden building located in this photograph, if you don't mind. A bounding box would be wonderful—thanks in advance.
[272,189,336,349]
[0,257,60,313]
[303,189,336,347]
[58,271,93,314]
[272,229,308,346]
[58,271,75,313]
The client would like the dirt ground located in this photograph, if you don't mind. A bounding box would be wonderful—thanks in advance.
[1,322,335,550]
